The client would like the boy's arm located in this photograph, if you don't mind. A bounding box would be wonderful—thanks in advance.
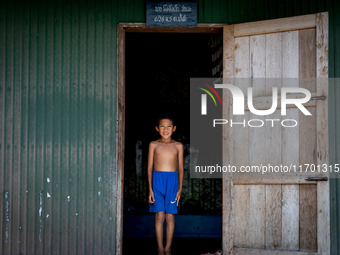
[176,143,184,206]
[147,142,156,204]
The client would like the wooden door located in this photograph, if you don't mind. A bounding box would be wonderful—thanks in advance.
[222,13,329,254]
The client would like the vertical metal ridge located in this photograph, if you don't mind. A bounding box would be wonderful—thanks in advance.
[60,1,71,254]
[26,1,37,253]
[78,0,87,253]
[69,1,79,254]
[44,0,54,252]
[0,1,6,254]
[86,1,95,253]
[36,1,47,253]
[3,1,14,254]
[11,3,23,254]
[19,1,30,253]
[51,2,62,254]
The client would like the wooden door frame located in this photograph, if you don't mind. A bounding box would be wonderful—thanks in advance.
[116,23,223,255]
[222,13,329,254]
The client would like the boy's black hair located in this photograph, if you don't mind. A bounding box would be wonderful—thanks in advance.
[156,116,175,126]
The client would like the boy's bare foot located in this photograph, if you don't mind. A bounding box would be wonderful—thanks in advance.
[164,249,172,255]
[157,248,165,255]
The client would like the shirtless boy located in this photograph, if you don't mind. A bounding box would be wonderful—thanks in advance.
[148,117,184,255]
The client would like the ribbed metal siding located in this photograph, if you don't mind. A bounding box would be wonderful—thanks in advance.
[0,0,116,254]
[0,0,340,254]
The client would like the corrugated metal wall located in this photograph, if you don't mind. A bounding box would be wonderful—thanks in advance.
[0,0,117,254]
[0,0,339,254]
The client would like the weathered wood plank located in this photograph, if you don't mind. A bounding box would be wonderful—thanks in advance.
[234,247,317,255]
[234,14,316,37]
[233,185,250,247]
[265,33,282,183]
[248,185,265,248]
[299,29,316,82]
[316,12,330,255]
[299,184,317,251]
[299,105,316,170]
[124,23,223,33]
[222,24,234,255]
[116,23,126,255]
[249,33,266,175]
[283,31,299,80]
[265,185,282,249]
[281,185,299,250]
[233,36,249,181]
[264,33,282,185]
[247,35,266,249]
[232,174,326,185]
[266,33,282,79]
[281,29,300,252]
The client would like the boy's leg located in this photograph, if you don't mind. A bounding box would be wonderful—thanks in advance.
[165,213,175,253]
[155,211,165,252]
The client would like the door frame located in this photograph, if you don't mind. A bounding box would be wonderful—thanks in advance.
[116,23,223,255]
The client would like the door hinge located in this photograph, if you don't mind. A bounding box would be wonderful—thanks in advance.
[310,95,327,100]
[305,177,328,181]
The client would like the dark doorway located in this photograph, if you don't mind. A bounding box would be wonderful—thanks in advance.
[123,32,223,255]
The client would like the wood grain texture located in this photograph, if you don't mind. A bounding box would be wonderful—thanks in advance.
[233,36,249,180]
[281,30,300,251]
[299,184,317,251]
[282,185,299,250]
[233,185,250,247]
[234,14,316,37]
[265,33,282,178]
[249,34,265,184]
[248,185,265,248]
[299,29,316,82]
[265,185,282,249]
[116,23,126,255]
[235,247,317,255]
[316,12,330,255]
[222,24,234,255]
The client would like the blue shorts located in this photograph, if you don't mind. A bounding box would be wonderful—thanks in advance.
[149,170,178,214]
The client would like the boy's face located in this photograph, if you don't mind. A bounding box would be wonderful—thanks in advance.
[156,119,176,139]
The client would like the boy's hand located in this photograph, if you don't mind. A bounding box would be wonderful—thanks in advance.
[149,191,155,204]
[175,190,182,206]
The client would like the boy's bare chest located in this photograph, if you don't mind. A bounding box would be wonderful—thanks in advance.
[154,144,178,158]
